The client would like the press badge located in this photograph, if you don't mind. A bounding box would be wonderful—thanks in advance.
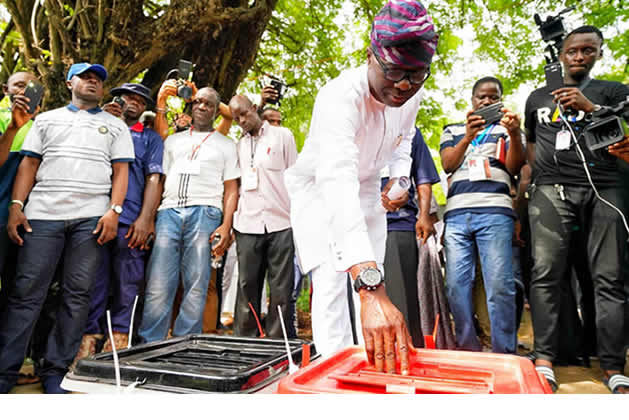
[243,167,258,191]
[468,156,491,181]
[555,130,571,151]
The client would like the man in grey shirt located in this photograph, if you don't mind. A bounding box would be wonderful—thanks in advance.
[0,63,134,394]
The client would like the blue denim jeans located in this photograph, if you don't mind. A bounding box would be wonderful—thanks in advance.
[139,206,222,343]
[0,217,102,392]
[444,212,516,354]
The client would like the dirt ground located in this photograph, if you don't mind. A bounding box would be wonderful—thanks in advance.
[9,307,626,394]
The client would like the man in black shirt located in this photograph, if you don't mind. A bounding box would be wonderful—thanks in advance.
[524,25,629,393]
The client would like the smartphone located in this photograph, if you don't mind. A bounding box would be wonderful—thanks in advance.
[113,96,125,107]
[178,59,193,81]
[472,102,504,127]
[23,81,45,114]
[544,61,564,92]
[266,78,284,105]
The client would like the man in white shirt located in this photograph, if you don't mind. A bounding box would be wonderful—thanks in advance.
[285,0,438,374]
[138,87,239,343]
[228,95,298,338]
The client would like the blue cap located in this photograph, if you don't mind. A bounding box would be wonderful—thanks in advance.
[66,63,108,81]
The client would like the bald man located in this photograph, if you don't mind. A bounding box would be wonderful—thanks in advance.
[229,95,298,338]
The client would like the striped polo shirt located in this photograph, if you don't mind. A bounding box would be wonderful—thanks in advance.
[439,122,514,219]
[20,104,135,220]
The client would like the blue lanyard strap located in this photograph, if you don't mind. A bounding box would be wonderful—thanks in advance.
[471,124,495,148]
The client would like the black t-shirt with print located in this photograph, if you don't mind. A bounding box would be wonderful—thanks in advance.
[524,79,629,187]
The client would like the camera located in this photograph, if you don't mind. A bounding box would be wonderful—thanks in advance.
[534,7,574,90]
[472,102,504,128]
[166,59,194,100]
[583,97,629,154]
[265,75,285,106]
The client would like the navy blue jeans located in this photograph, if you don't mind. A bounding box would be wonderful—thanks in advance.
[85,223,147,334]
[0,217,102,392]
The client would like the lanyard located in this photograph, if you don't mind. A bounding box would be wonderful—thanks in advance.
[250,137,258,168]
[189,127,214,159]
[471,124,494,148]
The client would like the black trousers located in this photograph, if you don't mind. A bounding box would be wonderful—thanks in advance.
[383,230,423,347]
[233,228,295,339]
[528,184,628,371]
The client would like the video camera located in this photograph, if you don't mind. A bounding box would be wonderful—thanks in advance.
[264,75,285,106]
[534,6,575,91]
[166,59,194,100]
[583,97,629,154]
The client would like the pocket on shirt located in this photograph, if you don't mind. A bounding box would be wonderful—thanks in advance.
[262,147,284,170]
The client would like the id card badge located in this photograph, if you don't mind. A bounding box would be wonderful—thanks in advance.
[243,167,259,191]
[468,156,491,181]
[555,130,571,151]
[174,159,201,175]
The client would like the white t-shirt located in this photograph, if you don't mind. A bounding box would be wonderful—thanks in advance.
[21,105,134,220]
[159,129,240,212]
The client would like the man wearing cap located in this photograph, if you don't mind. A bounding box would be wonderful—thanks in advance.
[284,0,438,373]
[75,83,164,358]
[0,63,134,393]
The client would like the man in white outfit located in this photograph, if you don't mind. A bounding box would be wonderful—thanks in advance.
[285,0,439,374]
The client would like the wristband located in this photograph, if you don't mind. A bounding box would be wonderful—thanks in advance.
[9,199,24,210]
[155,107,167,113]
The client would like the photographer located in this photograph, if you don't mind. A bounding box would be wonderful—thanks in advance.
[524,25,629,393]
[153,79,233,140]
[439,76,525,355]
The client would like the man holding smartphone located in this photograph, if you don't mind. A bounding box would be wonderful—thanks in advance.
[0,71,38,304]
[74,83,164,359]
[0,63,134,393]
[439,76,525,355]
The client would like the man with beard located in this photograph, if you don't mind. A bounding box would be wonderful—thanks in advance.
[138,87,239,343]
[0,63,133,393]
[75,83,164,358]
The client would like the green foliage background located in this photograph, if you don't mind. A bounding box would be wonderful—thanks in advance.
[2,0,627,202]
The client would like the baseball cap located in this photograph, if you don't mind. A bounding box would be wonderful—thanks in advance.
[66,63,108,81]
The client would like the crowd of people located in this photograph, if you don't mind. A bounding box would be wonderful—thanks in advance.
[0,0,628,395]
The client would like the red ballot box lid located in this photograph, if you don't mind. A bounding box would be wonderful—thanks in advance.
[277,346,552,394]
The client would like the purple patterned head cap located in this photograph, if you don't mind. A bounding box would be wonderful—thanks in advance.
[370,0,439,67]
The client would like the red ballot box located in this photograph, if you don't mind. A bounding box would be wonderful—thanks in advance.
[277,346,552,394]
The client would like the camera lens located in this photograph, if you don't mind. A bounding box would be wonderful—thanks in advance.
[178,85,193,100]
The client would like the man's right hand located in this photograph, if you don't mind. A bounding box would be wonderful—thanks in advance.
[7,204,32,246]
[351,262,414,375]
[463,110,485,143]
[102,102,123,118]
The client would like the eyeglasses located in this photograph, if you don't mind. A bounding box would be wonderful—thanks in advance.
[373,52,431,85]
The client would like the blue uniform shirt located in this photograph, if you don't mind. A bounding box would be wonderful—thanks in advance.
[120,122,164,225]
[381,127,440,232]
